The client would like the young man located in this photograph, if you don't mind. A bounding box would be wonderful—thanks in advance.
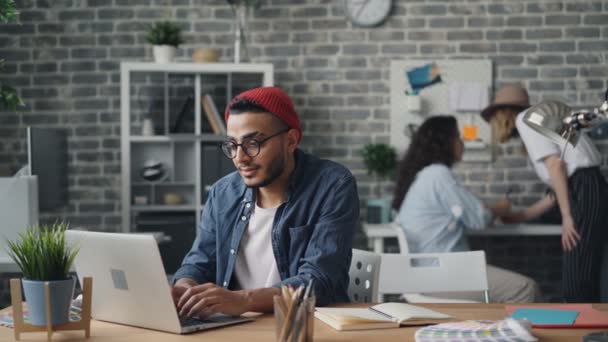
[172,86,359,318]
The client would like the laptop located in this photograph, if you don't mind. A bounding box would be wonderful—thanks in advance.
[66,230,254,334]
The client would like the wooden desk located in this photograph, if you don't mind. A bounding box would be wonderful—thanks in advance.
[1,303,607,341]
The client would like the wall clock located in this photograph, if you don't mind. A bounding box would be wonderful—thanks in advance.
[344,0,392,27]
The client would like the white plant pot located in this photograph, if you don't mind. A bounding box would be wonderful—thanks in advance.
[153,45,176,64]
[142,118,155,136]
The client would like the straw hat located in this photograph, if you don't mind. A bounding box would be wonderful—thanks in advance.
[481,84,530,122]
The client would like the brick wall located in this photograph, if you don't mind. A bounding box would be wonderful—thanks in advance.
[1,0,607,305]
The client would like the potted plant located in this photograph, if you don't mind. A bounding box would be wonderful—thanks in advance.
[361,143,397,223]
[361,143,397,179]
[6,222,79,326]
[146,21,184,63]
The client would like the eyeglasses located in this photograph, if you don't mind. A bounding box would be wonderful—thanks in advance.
[219,129,290,159]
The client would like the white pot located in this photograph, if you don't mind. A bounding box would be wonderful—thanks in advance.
[142,118,155,136]
[153,45,176,63]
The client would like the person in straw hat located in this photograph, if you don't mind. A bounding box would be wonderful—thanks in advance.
[482,83,607,302]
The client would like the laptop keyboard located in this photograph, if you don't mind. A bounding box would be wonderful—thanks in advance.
[180,317,208,327]
[180,314,241,327]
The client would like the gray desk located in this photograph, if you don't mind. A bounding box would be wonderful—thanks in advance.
[0,257,20,273]
[362,223,561,254]
[0,232,170,275]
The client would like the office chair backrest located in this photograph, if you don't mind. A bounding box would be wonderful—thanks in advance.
[391,222,409,254]
[348,249,381,303]
[378,251,490,303]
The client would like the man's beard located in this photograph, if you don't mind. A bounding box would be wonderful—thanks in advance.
[243,154,286,189]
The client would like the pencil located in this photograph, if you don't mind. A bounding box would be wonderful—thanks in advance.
[279,286,303,341]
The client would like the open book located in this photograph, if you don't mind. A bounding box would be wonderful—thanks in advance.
[315,303,451,331]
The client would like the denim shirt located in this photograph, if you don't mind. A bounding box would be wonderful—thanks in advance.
[173,149,359,306]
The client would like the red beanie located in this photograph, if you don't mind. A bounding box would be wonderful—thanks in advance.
[225,86,302,141]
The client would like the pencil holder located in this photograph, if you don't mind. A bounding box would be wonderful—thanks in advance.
[274,295,315,342]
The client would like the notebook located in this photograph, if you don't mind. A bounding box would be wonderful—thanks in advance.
[315,303,451,331]
[511,308,578,325]
[506,304,608,329]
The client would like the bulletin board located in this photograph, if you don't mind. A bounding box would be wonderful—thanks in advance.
[390,59,493,161]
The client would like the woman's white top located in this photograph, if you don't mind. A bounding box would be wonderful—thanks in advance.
[395,164,492,253]
[515,111,601,185]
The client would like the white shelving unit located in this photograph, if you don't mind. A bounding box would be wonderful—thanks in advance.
[120,62,274,232]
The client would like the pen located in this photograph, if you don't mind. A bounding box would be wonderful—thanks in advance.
[369,307,399,323]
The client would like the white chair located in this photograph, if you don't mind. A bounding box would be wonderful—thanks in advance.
[392,221,409,254]
[378,250,490,303]
[348,249,381,303]
[391,222,489,303]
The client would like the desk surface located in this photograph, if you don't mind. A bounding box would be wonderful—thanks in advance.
[1,303,606,341]
[0,257,19,273]
[363,223,562,238]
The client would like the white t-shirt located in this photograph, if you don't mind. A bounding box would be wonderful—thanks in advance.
[234,203,281,290]
[515,111,601,184]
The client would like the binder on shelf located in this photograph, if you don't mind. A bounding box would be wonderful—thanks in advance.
[201,145,235,203]
[202,94,226,135]
[171,95,215,134]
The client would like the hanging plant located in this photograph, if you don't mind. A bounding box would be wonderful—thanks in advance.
[0,0,24,111]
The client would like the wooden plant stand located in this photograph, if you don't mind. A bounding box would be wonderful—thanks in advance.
[10,277,92,341]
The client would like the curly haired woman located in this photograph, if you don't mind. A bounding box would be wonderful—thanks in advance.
[393,115,549,303]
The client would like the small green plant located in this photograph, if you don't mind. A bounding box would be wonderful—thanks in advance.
[146,21,184,47]
[6,222,79,281]
[361,143,397,179]
[0,0,24,111]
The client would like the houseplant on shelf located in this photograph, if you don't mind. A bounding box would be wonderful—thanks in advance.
[361,143,397,224]
[146,21,184,63]
[6,222,79,326]
[361,143,397,180]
